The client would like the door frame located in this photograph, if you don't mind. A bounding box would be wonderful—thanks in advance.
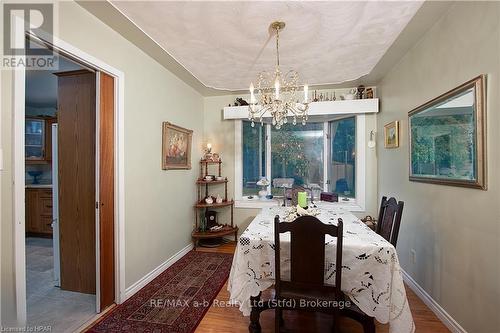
[12,24,126,324]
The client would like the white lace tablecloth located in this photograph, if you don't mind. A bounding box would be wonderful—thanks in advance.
[228,204,415,333]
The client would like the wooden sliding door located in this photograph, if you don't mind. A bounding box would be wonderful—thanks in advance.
[98,72,115,310]
[56,70,96,294]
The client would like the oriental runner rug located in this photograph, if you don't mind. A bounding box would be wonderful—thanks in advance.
[86,250,233,333]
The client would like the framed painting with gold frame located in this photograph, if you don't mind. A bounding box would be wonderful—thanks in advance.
[384,121,400,148]
[162,122,193,170]
[408,75,486,189]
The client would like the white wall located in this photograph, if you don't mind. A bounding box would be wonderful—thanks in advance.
[1,1,204,325]
[377,2,500,332]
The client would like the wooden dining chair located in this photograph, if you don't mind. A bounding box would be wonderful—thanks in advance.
[376,196,404,247]
[274,215,343,332]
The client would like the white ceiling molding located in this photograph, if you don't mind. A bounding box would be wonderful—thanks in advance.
[110,1,423,91]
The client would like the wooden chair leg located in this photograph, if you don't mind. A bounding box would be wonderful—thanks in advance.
[249,294,262,333]
[332,310,340,333]
[362,317,375,333]
[275,307,282,333]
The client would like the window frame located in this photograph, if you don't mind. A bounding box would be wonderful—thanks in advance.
[234,115,366,211]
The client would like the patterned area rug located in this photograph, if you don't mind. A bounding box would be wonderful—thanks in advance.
[86,251,233,333]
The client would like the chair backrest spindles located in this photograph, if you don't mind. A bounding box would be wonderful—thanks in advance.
[376,196,404,247]
[274,215,343,296]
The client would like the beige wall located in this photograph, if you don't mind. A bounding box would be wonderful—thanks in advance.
[4,1,498,331]
[1,1,204,325]
[1,67,16,325]
[377,2,500,332]
[203,94,379,232]
[203,95,259,233]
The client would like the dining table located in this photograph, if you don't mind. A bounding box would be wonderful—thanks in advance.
[228,202,415,333]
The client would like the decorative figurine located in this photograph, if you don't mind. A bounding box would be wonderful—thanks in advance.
[235,97,249,106]
[313,90,319,102]
[357,85,365,99]
[332,91,337,101]
[215,194,223,204]
[366,88,374,99]
[343,88,357,100]
[205,196,214,204]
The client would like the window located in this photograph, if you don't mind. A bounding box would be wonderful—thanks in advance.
[242,121,266,196]
[271,123,324,194]
[329,117,356,198]
[237,115,365,210]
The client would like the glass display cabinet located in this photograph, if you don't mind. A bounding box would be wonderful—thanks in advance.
[25,118,45,161]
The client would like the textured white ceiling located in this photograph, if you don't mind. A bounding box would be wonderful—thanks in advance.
[111,1,423,90]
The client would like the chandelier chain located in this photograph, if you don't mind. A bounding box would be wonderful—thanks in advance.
[275,25,280,68]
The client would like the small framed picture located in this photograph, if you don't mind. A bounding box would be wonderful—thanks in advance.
[162,122,193,170]
[384,121,400,148]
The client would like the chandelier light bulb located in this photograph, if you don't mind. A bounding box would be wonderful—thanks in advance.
[249,82,255,104]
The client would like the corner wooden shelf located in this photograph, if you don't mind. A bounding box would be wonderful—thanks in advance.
[192,226,238,239]
[193,159,236,249]
[195,200,234,208]
[196,179,228,185]
[200,159,222,164]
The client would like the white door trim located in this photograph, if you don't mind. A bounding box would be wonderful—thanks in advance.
[13,28,126,325]
[13,16,27,323]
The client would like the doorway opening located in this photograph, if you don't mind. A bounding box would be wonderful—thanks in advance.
[25,50,98,331]
[14,33,125,329]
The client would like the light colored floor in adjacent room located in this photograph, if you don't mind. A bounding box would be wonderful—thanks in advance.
[26,237,96,333]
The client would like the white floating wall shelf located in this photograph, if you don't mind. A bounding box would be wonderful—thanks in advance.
[223,98,379,120]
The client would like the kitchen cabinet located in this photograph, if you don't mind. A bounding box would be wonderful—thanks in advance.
[26,117,57,164]
[25,187,53,236]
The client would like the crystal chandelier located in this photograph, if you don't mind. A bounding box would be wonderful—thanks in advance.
[248,21,309,129]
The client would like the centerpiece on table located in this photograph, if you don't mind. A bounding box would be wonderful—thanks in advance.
[283,204,321,222]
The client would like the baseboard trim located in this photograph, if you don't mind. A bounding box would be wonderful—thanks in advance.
[401,270,467,333]
[124,243,194,300]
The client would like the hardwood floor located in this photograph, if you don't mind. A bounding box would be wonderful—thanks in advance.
[196,242,450,333]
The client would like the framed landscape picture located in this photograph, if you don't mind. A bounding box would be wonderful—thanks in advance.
[408,75,486,189]
[384,121,399,148]
[162,122,193,170]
